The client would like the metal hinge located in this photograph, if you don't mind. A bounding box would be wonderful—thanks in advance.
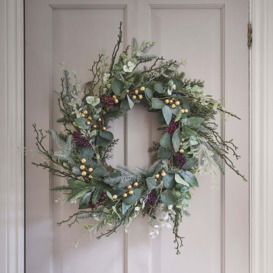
[248,23,252,48]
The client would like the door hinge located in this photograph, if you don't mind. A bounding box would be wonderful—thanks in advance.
[248,23,252,48]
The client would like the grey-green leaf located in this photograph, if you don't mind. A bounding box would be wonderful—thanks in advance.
[78,192,92,209]
[145,88,153,99]
[99,130,114,141]
[154,83,164,94]
[183,126,197,137]
[172,128,182,151]
[123,188,141,205]
[163,173,175,189]
[161,190,177,205]
[112,78,124,95]
[182,157,197,170]
[160,132,171,148]
[122,202,131,215]
[146,176,157,191]
[183,117,204,127]
[158,147,172,160]
[162,106,172,125]
[175,173,189,187]
[180,170,199,187]
[152,98,165,109]
[127,95,134,109]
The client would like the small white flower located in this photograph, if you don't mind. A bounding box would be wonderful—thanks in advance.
[123,61,136,72]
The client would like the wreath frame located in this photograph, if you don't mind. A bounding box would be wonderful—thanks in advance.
[33,23,245,254]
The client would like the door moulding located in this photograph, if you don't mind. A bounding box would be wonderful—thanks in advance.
[0,0,24,273]
[250,0,273,273]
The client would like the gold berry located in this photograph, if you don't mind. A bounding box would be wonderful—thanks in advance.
[175,101,180,106]
[80,165,85,170]
[81,171,87,176]
[184,109,189,113]
[169,99,173,104]
[181,109,185,113]
[126,90,130,93]
[113,95,117,99]
[171,104,176,109]
[114,99,119,104]
[129,190,134,195]
[132,95,137,100]
[83,110,88,115]
[81,113,86,118]
[127,185,132,190]
[140,86,145,91]
[87,116,93,120]
[161,172,166,177]
[88,175,93,179]
[179,149,185,153]
[88,167,93,173]
[102,126,107,131]
[182,138,185,142]
[93,124,97,129]
[98,118,102,122]
[133,182,139,187]
[86,121,91,126]
[155,174,160,179]
[123,193,128,198]
[113,195,118,200]
[134,89,139,94]
[138,94,143,100]
[81,158,86,164]
[165,99,170,104]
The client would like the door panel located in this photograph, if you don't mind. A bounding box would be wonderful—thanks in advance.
[25,1,249,273]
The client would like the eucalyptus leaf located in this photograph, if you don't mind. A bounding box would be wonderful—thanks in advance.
[146,176,157,191]
[183,117,204,127]
[180,170,199,187]
[154,83,164,93]
[127,95,134,109]
[96,135,111,147]
[78,192,92,209]
[161,190,177,205]
[175,173,189,187]
[160,132,171,148]
[144,88,153,99]
[74,118,89,129]
[112,78,124,95]
[99,130,114,141]
[157,111,165,124]
[175,110,182,122]
[182,157,197,170]
[183,126,197,137]
[152,98,165,109]
[172,128,182,152]
[70,189,89,201]
[162,106,172,124]
[123,188,141,205]
[121,99,130,111]
[158,146,172,160]
[163,173,175,189]
[122,202,131,215]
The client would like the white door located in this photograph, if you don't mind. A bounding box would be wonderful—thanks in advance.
[25,0,249,273]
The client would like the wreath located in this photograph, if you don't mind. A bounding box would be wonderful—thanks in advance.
[33,23,245,254]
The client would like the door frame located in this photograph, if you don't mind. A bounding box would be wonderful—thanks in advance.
[1,0,272,272]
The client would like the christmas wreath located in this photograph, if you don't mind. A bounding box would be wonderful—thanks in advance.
[33,23,245,254]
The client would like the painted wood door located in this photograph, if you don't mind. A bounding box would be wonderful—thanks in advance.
[25,0,249,272]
